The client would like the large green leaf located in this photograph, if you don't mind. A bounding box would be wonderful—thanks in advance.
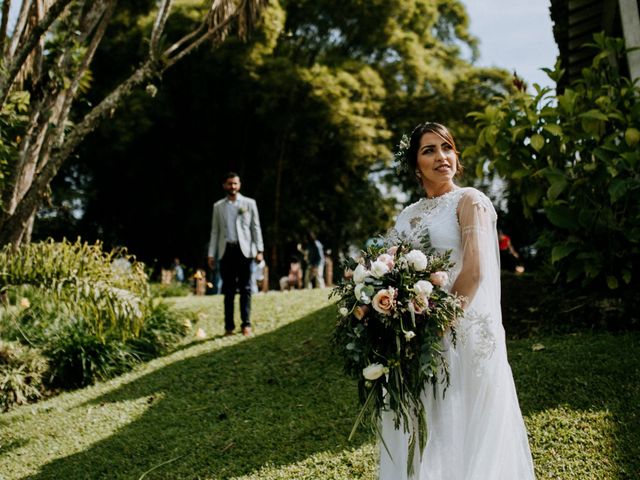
[544,205,579,230]
[530,134,545,152]
[551,244,577,263]
[609,179,630,203]
[543,124,563,136]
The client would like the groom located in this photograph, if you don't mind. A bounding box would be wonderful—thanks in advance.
[208,172,264,337]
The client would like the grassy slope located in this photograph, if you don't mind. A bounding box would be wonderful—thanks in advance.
[0,289,638,480]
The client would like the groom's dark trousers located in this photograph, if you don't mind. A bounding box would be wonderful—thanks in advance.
[220,242,252,332]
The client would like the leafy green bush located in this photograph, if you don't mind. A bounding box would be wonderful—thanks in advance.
[126,301,191,361]
[0,339,48,411]
[0,239,150,340]
[44,322,138,389]
[0,239,188,393]
[466,34,639,290]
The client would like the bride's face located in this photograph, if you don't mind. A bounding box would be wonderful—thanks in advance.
[416,132,457,185]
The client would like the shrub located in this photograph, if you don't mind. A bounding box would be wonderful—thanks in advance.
[126,302,192,360]
[0,240,188,394]
[0,340,48,411]
[0,238,150,341]
[466,34,640,291]
[43,322,138,389]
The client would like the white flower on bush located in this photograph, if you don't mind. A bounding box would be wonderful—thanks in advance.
[370,260,390,278]
[405,249,428,271]
[362,363,388,380]
[404,331,416,341]
[414,280,433,297]
[339,307,349,317]
[19,297,31,309]
[353,264,369,284]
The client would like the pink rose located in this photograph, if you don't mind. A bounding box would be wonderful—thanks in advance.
[411,295,428,314]
[430,271,449,287]
[387,245,398,256]
[376,253,395,270]
[372,287,396,315]
[354,305,370,320]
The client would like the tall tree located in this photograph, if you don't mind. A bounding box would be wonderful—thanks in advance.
[0,0,266,248]
[38,0,512,276]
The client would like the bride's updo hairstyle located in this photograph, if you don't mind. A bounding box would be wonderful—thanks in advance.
[405,122,463,180]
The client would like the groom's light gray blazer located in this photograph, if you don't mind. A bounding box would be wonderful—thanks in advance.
[208,193,264,260]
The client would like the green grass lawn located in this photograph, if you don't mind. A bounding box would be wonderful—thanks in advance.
[0,289,638,479]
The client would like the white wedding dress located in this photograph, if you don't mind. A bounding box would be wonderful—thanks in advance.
[379,187,535,480]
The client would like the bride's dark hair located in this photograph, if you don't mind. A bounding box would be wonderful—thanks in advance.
[405,122,463,179]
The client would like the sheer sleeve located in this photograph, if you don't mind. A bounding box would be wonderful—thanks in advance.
[451,189,500,309]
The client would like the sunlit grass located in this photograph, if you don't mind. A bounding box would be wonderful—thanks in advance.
[0,289,637,479]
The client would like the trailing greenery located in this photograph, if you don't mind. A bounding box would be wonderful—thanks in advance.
[0,290,637,479]
[466,34,640,291]
[0,339,48,411]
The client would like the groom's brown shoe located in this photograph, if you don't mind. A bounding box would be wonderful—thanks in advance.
[242,326,252,337]
[224,330,234,337]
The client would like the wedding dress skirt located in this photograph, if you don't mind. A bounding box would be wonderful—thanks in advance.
[379,188,535,480]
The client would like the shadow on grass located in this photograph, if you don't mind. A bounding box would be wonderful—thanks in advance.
[509,331,640,477]
[23,305,370,480]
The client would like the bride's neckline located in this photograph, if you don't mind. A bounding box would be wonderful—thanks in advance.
[422,187,461,202]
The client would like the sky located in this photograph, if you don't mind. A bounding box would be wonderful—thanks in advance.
[460,0,559,91]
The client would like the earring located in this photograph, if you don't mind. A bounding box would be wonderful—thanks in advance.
[415,170,421,178]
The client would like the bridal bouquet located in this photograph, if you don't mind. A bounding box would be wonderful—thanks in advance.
[331,237,464,473]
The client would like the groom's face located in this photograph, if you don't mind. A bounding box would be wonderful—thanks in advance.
[223,176,241,196]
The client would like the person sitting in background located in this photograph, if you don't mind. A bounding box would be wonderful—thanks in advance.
[279,256,303,290]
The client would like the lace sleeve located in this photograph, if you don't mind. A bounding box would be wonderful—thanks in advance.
[451,189,499,308]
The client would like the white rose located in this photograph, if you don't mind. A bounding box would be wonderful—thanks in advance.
[339,307,349,317]
[414,280,433,297]
[353,264,369,284]
[362,363,388,381]
[404,331,416,341]
[405,250,428,271]
[370,260,390,278]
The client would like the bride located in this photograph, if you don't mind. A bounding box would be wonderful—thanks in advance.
[379,122,536,479]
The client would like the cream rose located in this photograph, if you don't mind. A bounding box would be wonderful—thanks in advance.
[414,280,433,297]
[363,363,388,380]
[387,245,398,256]
[376,253,395,270]
[353,264,369,283]
[405,249,428,271]
[430,271,449,287]
[339,307,349,317]
[372,287,396,315]
[370,260,390,278]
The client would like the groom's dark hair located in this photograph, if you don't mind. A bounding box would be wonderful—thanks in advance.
[223,171,240,181]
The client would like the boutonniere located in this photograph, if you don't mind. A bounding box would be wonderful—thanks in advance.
[238,206,248,215]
